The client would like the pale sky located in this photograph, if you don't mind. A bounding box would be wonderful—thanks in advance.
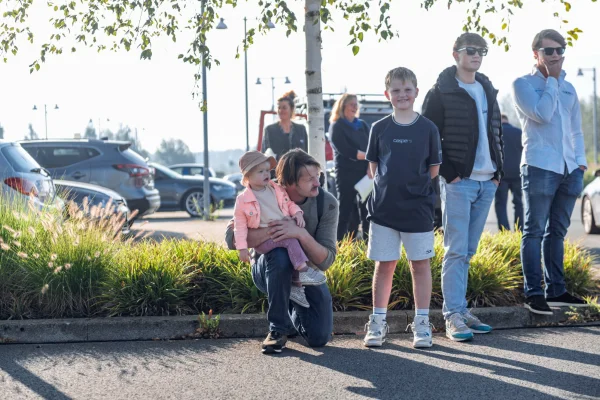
[0,1,598,154]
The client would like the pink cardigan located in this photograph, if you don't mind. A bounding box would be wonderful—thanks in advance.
[234,181,302,250]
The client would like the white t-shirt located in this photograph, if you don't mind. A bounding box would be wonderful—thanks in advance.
[456,78,497,181]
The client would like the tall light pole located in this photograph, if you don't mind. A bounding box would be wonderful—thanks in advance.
[32,104,59,140]
[578,67,598,165]
[256,76,291,111]
[199,10,228,220]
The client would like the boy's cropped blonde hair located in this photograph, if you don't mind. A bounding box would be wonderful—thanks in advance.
[385,67,418,91]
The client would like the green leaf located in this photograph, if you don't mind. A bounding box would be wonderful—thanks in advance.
[501,23,507,30]
[352,45,359,56]
[358,32,363,42]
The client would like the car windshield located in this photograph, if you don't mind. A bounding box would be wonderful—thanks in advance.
[152,163,182,179]
[1,144,45,174]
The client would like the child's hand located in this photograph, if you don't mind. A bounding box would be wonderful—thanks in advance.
[294,212,305,228]
[239,249,251,263]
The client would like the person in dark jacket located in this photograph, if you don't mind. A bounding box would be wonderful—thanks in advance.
[261,90,308,160]
[329,93,371,241]
[494,114,523,231]
[422,32,504,342]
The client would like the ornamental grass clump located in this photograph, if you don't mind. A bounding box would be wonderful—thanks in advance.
[0,193,123,319]
[176,240,266,314]
[327,237,372,311]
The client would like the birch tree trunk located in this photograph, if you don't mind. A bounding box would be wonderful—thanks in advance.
[304,0,326,181]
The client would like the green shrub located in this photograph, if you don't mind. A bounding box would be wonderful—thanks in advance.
[104,240,192,316]
[0,192,597,319]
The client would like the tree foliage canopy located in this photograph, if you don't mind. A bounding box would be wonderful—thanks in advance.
[1,0,594,77]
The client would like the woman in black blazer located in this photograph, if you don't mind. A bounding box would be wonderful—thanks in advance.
[329,93,371,242]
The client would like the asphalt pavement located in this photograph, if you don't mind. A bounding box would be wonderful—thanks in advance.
[1,327,599,399]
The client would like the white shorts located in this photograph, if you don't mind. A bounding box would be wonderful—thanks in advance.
[367,222,435,261]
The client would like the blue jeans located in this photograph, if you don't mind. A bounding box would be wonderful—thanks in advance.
[521,165,584,298]
[494,178,524,231]
[440,177,497,319]
[251,248,333,347]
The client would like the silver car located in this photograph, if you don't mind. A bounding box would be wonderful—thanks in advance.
[0,140,61,211]
[20,139,160,219]
[168,163,216,178]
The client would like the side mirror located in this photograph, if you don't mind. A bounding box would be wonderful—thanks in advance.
[594,169,600,178]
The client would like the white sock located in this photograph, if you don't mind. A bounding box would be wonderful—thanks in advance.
[416,309,429,318]
[373,307,387,317]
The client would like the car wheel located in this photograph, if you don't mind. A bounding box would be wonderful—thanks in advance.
[183,190,206,218]
[582,196,600,234]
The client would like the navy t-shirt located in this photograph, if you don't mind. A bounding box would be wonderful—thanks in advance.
[366,113,442,233]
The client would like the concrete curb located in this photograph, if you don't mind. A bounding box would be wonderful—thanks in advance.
[0,306,597,344]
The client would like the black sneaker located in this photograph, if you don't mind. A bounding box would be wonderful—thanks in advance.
[546,292,588,307]
[261,331,287,354]
[524,295,553,315]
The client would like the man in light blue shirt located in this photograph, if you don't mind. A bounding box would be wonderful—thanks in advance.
[512,29,587,315]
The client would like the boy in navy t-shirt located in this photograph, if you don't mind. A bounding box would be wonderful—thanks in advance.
[363,67,442,349]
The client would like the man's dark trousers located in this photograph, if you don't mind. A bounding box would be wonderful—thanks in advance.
[495,178,523,230]
[252,248,333,347]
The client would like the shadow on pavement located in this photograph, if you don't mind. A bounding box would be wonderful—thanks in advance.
[0,340,239,399]
[280,328,600,399]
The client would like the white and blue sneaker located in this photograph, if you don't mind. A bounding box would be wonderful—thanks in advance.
[364,314,389,347]
[446,312,474,342]
[462,309,492,334]
[407,315,433,348]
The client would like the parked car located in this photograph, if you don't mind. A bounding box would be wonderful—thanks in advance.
[0,140,63,212]
[54,180,132,235]
[168,163,216,178]
[150,162,236,217]
[581,168,600,234]
[20,139,160,219]
[223,172,244,193]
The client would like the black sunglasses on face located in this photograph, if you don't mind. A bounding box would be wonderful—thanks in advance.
[538,47,566,56]
[456,47,488,56]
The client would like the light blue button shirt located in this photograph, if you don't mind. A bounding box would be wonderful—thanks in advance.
[512,66,586,175]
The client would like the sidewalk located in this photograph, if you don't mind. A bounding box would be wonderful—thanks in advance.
[2,327,599,399]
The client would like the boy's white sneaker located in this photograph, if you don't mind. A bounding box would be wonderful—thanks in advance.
[289,286,310,308]
[294,268,327,286]
[407,315,433,348]
[363,314,389,347]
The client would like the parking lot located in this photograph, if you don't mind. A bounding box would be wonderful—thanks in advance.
[133,198,600,276]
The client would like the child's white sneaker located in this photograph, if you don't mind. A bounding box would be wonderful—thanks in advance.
[407,315,433,348]
[363,314,389,347]
[289,286,310,308]
[294,268,327,286]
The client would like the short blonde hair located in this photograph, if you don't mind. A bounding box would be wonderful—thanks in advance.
[385,67,418,91]
[329,93,358,124]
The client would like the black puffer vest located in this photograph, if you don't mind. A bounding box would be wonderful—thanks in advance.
[424,66,504,182]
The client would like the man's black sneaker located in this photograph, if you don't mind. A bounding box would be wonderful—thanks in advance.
[261,331,287,354]
[547,292,588,307]
[524,295,553,315]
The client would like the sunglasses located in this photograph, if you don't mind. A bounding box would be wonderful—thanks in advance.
[456,47,488,57]
[538,47,566,56]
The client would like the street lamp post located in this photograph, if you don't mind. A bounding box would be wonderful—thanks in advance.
[199,7,227,220]
[578,67,598,165]
[244,17,249,151]
[241,19,274,150]
[256,76,291,111]
[32,104,59,140]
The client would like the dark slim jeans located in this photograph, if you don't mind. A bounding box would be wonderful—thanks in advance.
[251,248,333,347]
[521,165,584,298]
[494,178,524,231]
[336,177,369,242]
